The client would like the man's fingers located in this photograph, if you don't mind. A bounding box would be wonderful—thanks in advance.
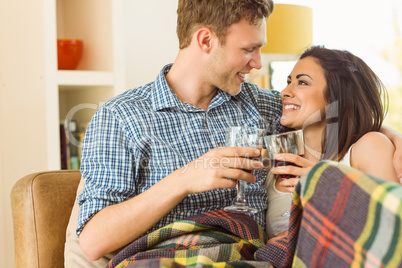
[229,157,263,171]
[224,169,257,183]
[214,147,263,171]
[218,146,261,158]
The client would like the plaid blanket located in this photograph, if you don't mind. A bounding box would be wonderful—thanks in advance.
[255,160,402,268]
[106,210,271,268]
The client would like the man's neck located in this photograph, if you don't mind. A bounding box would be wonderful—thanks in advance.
[165,51,217,110]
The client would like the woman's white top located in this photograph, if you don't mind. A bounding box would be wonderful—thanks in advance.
[339,145,352,167]
[264,146,353,238]
[264,171,292,239]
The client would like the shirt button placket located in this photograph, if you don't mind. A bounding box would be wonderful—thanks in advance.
[204,111,209,129]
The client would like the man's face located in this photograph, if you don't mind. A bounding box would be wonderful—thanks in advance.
[205,18,266,95]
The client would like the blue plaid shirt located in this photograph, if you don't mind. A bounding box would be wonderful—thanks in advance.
[77,64,286,236]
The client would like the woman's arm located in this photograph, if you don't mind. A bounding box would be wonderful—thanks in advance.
[380,126,402,182]
[351,131,398,183]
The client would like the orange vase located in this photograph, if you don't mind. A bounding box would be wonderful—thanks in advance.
[57,39,83,70]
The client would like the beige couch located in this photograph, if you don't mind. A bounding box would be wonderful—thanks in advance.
[11,166,402,267]
[10,170,81,268]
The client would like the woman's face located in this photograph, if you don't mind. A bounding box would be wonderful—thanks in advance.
[280,56,328,130]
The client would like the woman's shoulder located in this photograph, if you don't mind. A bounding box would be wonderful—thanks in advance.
[350,131,397,182]
[353,131,393,151]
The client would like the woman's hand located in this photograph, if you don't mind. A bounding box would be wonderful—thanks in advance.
[267,230,288,244]
[270,153,316,192]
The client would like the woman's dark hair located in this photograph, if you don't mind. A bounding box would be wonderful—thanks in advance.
[300,46,388,161]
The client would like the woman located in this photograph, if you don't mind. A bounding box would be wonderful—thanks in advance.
[265,46,398,239]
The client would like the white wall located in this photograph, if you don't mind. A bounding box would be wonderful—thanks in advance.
[0,1,179,266]
[0,0,49,267]
[123,0,179,89]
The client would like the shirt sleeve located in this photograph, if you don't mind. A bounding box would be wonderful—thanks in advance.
[76,104,135,236]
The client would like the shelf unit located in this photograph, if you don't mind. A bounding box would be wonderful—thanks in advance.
[45,0,126,169]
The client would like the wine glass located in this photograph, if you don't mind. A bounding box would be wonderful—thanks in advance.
[264,129,305,217]
[223,126,265,214]
[264,129,305,177]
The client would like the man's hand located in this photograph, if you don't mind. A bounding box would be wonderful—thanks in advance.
[175,146,264,195]
[394,146,402,184]
[380,126,402,181]
[79,146,264,260]
[390,132,402,182]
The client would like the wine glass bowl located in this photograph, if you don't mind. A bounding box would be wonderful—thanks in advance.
[264,129,305,179]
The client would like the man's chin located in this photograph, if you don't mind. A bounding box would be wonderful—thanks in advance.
[231,90,242,96]
[217,81,242,96]
[227,86,242,96]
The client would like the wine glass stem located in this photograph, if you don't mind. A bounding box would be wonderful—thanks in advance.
[235,180,246,203]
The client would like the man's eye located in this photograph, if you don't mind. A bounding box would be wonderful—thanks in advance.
[245,48,254,53]
[286,80,291,85]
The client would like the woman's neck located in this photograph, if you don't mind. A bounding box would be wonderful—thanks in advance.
[302,125,325,162]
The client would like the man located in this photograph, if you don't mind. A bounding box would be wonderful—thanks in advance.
[77,0,402,262]
[78,0,280,261]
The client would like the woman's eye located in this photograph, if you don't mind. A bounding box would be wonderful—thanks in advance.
[286,80,291,85]
[298,80,307,85]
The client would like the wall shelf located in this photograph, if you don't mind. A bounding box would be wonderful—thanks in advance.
[50,0,126,170]
[57,70,114,87]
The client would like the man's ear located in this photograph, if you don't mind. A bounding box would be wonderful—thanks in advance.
[195,27,215,53]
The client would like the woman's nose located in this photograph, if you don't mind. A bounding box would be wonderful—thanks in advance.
[281,85,293,98]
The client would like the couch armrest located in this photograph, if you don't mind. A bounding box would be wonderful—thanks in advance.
[10,170,81,268]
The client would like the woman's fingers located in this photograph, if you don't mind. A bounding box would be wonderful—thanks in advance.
[270,153,315,177]
[279,177,300,191]
[275,153,313,166]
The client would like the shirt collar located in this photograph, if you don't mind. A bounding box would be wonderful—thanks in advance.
[151,64,184,111]
[151,64,233,113]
